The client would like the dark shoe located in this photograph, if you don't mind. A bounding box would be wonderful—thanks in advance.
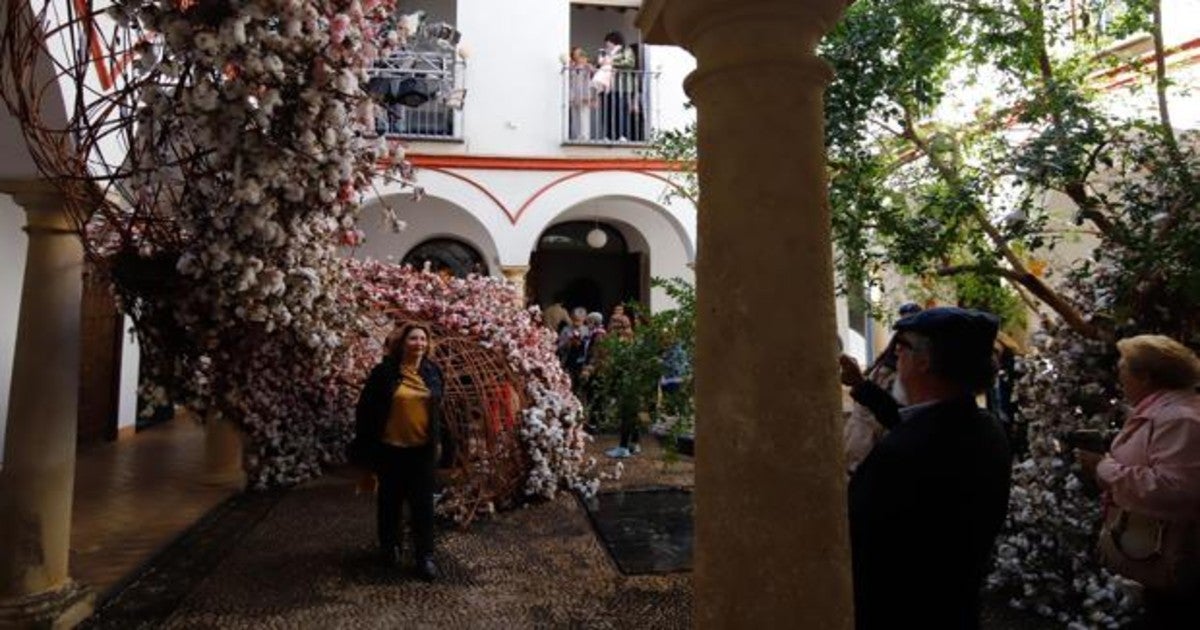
[380,544,401,568]
[417,555,439,581]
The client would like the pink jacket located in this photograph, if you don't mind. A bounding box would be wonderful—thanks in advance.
[1097,388,1200,521]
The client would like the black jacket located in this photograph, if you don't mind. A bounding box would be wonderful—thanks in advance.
[350,356,455,470]
[848,396,1012,630]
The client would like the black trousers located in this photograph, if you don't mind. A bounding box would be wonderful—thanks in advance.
[619,411,640,449]
[601,91,629,140]
[376,443,436,558]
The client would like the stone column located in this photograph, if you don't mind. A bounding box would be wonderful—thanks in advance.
[203,412,245,487]
[500,265,529,306]
[0,179,94,626]
[639,1,853,628]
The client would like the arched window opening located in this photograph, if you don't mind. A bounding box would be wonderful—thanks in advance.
[402,238,487,279]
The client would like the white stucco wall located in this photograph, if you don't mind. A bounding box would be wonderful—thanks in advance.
[455,0,570,155]
[117,316,140,433]
[433,0,694,156]
[646,45,696,133]
[1,194,29,465]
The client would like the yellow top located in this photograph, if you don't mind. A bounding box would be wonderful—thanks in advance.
[382,364,431,447]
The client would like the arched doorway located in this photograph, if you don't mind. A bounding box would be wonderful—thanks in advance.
[402,237,487,278]
[529,221,644,315]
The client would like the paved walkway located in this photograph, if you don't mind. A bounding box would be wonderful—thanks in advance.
[77,430,1054,629]
[72,417,241,597]
[85,435,693,629]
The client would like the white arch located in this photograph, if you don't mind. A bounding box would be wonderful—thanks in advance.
[355,192,502,275]
[530,193,695,311]
[510,170,697,266]
[371,169,516,239]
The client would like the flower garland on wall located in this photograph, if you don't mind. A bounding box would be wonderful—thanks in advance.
[94,0,415,487]
[347,260,602,502]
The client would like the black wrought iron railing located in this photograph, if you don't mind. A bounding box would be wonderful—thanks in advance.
[366,50,465,141]
[562,65,659,145]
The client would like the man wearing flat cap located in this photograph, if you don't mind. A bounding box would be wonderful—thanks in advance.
[846,307,1012,629]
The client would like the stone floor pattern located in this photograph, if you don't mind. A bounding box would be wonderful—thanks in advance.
[79,432,1050,629]
[86,436,693,629]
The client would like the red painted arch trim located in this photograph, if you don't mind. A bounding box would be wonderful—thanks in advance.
[511,169,689,224]
[406,154,689,172]
[1095,36,1200,82]
[417,167,518,224]
[403,167,692,226]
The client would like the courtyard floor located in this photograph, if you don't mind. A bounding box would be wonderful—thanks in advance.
[77,429,1056,629]
[82,434,693,629]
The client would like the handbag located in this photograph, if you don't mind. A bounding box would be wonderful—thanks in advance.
[1098,506,1200,593]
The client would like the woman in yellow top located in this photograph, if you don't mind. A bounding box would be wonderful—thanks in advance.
[351,324,455,580]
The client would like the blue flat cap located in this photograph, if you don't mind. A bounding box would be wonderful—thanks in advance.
[898,302,923,316]
[894,306,999,342]
[894,307,1000,387]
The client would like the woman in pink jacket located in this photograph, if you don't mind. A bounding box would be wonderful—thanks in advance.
[1084,334,1200,626]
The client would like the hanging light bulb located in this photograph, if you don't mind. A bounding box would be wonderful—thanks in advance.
[586,223,608,249]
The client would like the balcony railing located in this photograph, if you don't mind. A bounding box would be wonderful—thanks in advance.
[366,51,465,141]
[562,66,659,146]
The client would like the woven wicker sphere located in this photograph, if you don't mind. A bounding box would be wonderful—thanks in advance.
[384,321,530,526]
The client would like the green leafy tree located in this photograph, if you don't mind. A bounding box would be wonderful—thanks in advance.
[590,279,696,442]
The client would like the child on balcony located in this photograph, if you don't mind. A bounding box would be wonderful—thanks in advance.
[568,47,596,141]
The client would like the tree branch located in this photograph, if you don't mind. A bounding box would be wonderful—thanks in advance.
[1150,0,1181,163]
[937,264,1101,338]
[900,106,1101,339]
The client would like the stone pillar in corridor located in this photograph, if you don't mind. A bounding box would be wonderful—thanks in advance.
[0,179,94,626]
[638,1,853,628]
[203,412,245,487]
[500,265,529,306]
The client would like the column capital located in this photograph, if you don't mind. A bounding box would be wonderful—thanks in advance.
[499,265,530,278]
[0,178,65,212]
[639,0,848,53]
[0,178,74,234]
[640,0,848,104]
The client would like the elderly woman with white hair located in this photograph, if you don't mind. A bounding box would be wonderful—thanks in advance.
[1079,334,1200,627]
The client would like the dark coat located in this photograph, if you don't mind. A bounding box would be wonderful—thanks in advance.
[848,395,1012,630]
[349,356,455,470]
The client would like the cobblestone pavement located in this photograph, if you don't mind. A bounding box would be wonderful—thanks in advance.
[84,432,1054,629]
[86,435,691,629]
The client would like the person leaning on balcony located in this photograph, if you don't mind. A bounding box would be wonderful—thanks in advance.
[567,47,596,141]
[596,31,635,141]
[1076,335,1200,628]
[349,323,455,581]
[848,307,1012,630]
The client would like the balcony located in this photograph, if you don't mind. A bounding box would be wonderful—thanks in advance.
[562,65,659,146]
[366,50,465,142]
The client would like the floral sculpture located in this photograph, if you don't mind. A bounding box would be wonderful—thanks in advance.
[346,260,599,522]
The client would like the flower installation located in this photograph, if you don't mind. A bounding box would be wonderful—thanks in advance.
[346,260,602,520]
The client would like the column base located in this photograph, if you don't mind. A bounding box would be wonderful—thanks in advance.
[0,582,95,630]
[199,469,246,488]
